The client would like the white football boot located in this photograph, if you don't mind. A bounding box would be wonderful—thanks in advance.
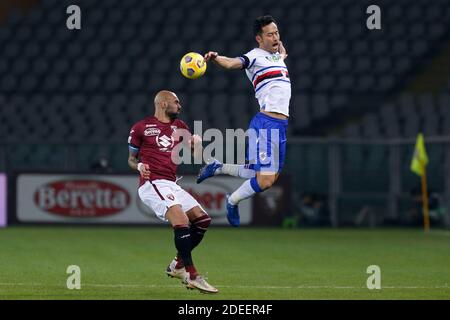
[166,257,188,284]
[185,273,219,294]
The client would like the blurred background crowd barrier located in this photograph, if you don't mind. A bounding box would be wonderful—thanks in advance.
[1,137,448,227]
[1,0,450,227]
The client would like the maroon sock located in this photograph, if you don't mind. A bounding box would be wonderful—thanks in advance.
[185,265,198,280]
[175,254,184,269]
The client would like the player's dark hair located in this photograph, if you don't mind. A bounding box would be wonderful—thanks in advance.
[253,15,277,36]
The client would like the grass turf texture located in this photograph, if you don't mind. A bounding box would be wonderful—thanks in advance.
[0,227,449,300]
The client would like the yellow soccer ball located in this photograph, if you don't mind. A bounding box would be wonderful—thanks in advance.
[180,52,207,79]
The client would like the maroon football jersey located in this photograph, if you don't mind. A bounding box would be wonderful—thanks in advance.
[128,116,191,185]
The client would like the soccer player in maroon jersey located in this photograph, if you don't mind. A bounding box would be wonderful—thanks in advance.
[127,90,218,294]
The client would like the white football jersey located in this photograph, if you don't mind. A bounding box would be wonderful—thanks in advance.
[239,48,291,117]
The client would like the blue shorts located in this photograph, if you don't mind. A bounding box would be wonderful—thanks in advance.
[246,112,288,173]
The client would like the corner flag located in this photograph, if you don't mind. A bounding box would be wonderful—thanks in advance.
[410,133,428,177]
[410,133,430,232]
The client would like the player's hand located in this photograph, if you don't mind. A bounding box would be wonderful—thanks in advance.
[137,163,151,180]
[204,51,218,62]
[190,134,202,146]
[278,41,288,60]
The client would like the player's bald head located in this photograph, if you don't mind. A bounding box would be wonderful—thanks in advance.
[154,90,177,107]
[153,90,181,120]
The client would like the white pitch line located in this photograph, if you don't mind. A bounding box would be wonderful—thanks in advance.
[0,283,450,290]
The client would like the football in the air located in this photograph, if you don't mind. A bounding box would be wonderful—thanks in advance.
[180,52,207,79]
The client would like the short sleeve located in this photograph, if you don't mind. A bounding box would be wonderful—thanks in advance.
[128,123,142,152]
[238,55,250,69]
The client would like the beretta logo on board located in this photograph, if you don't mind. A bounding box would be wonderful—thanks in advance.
[34,180,130,217]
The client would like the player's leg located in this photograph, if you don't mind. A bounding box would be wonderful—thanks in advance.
[170,205,211,269]
[197,159,256,183]
[196,119,261,183]
[255,172,279,189]
[172,188,218,293]
[165,205,198,281]
[197,120,257,184]
[227,172,281,207]
[138,181,191,282]
[171,187,211,264]
[225,172,278,227]
[218,163,256,178]
[226,114,288,226]
[186,206,211,251]
[224,113,267,226]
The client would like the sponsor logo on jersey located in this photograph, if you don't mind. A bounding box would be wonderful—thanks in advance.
[34,180,130,217]
[144,128,161,136]
[265,54,282,62]
[156,134,175,151]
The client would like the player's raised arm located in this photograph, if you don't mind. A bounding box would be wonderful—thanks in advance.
[204,51,243,70]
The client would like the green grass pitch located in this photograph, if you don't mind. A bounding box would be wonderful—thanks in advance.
[0,227,449,299]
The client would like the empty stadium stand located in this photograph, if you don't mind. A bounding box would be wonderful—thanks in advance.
[0,0,449,176]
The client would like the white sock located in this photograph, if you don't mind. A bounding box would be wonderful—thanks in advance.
[217,164,256,179]
[229,179,256,205]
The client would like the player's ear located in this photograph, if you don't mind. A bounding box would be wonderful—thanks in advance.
[255,34,262,45]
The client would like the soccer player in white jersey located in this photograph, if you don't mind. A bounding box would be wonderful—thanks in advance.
[197,16,291,227]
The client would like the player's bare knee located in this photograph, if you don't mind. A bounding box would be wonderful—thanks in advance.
[257,175,277,190]
[259,180,274,190]
[166,205,188,227]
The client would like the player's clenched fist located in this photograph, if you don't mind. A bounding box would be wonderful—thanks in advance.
[204,51,218,62]
[190,134,202,146]
[137,162,151,180]
[278,41,288,60]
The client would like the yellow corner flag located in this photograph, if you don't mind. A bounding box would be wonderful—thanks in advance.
[410,133,428,177]
[410,133,430,232]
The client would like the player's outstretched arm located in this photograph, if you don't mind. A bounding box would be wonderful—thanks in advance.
[204,51,243,70]
[128,150,151,180]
